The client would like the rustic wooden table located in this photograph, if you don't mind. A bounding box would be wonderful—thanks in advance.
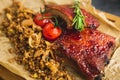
[0,65,25,80]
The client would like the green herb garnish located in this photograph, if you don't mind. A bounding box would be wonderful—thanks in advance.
[72,1,85,31]
[52,16,59,26]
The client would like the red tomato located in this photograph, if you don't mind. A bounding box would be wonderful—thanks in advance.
[33,13,51,28]
[43,23,62,41]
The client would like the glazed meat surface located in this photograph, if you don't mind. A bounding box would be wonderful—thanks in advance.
[56,28,115,80]
[46,4,115,80]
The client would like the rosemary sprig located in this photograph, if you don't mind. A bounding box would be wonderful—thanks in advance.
[72,1,85,31]
[52,16,59,26]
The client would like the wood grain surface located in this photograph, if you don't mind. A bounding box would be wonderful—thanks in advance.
[104,12,120,28]
[0,65,24,80]
[0,12,120,80]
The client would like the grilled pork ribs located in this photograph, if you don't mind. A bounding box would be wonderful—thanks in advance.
[56,29,115,80]
[46,5,115,80]
[46,5,100,29]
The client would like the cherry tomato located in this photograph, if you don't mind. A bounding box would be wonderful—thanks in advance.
[33,13,51,28]
[43,23,62,41]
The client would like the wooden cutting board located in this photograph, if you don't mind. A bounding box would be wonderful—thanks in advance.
[104,11,120,28]
[0,11,120,80]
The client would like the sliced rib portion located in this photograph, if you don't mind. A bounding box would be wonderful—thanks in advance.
[45,5,100,29]
[56,28,115,80]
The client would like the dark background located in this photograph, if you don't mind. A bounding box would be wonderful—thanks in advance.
[92,0,120,16]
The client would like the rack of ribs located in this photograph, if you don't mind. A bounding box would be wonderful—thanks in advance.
[56,29,115,80]
[45,4,100,29]
[46,5,116,80]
